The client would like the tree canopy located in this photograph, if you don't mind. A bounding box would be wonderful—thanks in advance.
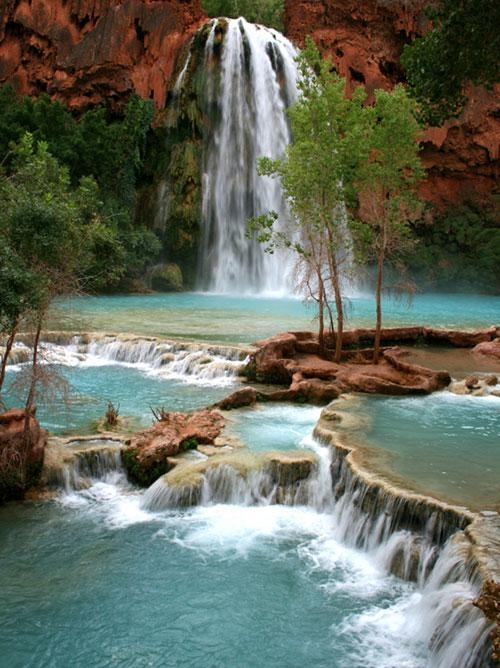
[0,87,160,292]
[201,0,284,30]
[250,40,423,361]
[401,0,500,124]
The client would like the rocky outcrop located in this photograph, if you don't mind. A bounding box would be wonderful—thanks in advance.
[121,408,225,486]
[284,0,500,213]
[0,408,47,502]
[0,0,206,110]
[244,329,473,403]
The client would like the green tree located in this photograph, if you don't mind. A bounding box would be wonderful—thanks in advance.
[0,134,101,428]
[401,0,500,124]
[250,40,370,361]
[354,86,424,362]
[202,0,284,30]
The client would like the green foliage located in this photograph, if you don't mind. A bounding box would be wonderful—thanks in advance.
[251,39,373,358]
[401,0,500,124]
[410,208,500,292]
[0,87,159,291]
[250,39,423,360]
[201,0,284,30]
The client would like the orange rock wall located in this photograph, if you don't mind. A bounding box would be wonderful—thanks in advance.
[0,0,206,110]
[284,0,499,213]
[0,0,497,211]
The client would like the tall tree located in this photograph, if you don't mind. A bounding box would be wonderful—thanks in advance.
[354,86,424,362]
[250,40,370,361]
[401,0,500,124]
[0,134,99,429]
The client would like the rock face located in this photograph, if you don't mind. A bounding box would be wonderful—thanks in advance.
[121,408,225,486]
[0,0,205,110]
[0,408,47,503]
[0,0,497,210]
[284,0,500,213]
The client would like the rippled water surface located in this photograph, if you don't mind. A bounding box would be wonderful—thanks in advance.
[0,478,428,668]
[49,292,500,343]
[339,393,500,511]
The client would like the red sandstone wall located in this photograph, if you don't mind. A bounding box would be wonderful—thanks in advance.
[0,0,206,110]
[0,0,497,212]
[284,0,499,213]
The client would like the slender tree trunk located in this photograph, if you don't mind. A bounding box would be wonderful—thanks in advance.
[23,317,43,449]
[374,251,384,363]
[330,259,343,363]
[317,272,325,350]
[373,228,387,364]
[0,318,19,393]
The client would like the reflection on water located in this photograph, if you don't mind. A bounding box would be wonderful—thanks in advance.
[49,292,500,344]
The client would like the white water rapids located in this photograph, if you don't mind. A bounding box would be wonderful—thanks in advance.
[52,431,494,668]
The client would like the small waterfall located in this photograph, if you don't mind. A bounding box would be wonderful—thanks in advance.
[9,334,249,385]
[197,18,298,294]
[142,448,323,511]
[43,439,125,492]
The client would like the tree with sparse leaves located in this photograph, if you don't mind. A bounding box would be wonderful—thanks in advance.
[354,86,424,362]
[250,40,371,361]
[250,40,423,363]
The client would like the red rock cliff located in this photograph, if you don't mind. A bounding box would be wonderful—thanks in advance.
[0,0,205,110]
[284,0,499,213]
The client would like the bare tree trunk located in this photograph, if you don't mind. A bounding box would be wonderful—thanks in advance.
[331,261,344,363]
[373,247,384,364]
[0,318,19,393]
[23,317,43,449]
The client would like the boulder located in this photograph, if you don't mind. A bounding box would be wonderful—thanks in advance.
[214,387,258,410]
[122,409,225,486]
[473,340,500,360]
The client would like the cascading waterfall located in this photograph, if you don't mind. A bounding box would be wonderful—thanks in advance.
[197,18,298,294]
[140,433,495,666]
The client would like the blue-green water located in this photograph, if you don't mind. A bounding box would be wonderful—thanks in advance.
[225,403,322,452]
[4,363,232,434]
[50,292,500,343]
[339,393,500,511]
[1,292,498,667]
[0,481,429,668]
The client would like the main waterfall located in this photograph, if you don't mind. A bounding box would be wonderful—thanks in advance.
[197,18,298,294]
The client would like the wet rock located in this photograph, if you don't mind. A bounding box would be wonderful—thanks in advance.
[473,580,500,664]
[465,375,480,390]
[214,387,258,410]
[264,452,315,487]
[0,408,47,503]
[122,409,225,487]
[473,340,500,360]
